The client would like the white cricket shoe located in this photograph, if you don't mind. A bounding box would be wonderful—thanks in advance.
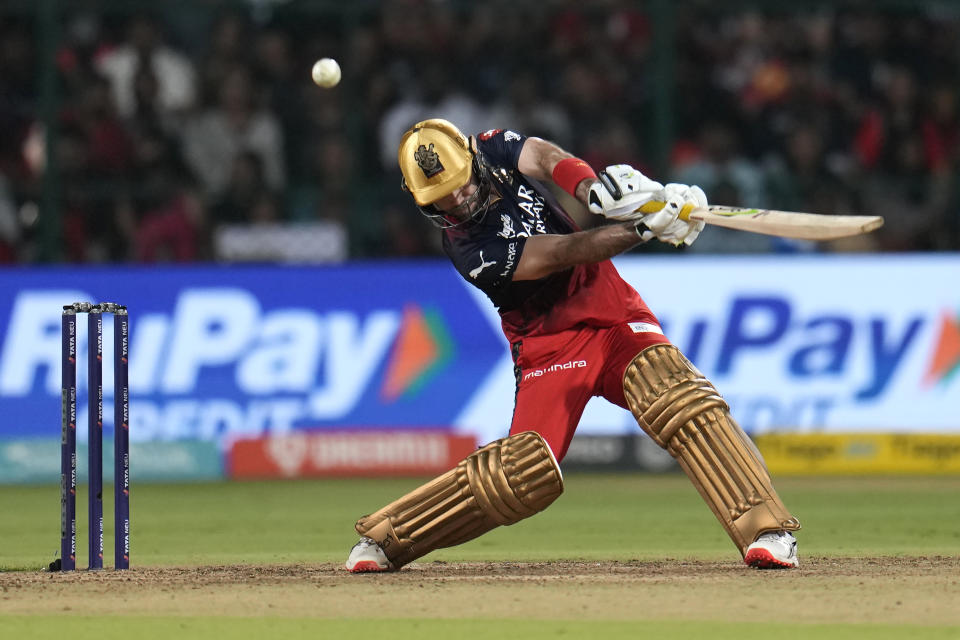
[744,530,799,569]
[345,537,393,573]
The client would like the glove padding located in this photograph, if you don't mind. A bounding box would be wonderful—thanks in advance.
[641,183,708,247]
[587,165,663,221]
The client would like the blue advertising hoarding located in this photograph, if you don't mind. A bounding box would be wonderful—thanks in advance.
[0,255,957,452]
[0,263,503,445]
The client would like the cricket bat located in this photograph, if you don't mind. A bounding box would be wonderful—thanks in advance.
[639,202,884,240]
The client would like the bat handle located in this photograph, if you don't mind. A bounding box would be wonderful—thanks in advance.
[636,200,695,221]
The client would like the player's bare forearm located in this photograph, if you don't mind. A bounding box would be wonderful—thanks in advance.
[517,137,599,208]
[517,137,570,182]
[574,178,598,208]
[513,221,643,281]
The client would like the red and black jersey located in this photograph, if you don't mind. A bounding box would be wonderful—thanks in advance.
[442,129,657,344]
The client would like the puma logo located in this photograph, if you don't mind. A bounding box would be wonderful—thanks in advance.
[469,252,497,279]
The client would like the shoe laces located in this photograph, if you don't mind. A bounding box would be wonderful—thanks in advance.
[352,537,378,551]
[757,530,795,545]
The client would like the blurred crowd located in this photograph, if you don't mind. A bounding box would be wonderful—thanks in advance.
[0,0,958,263]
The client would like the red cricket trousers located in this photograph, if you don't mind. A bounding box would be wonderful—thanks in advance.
[508,321,670,462]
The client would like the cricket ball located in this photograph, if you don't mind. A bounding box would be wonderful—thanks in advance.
[311,57,341,88]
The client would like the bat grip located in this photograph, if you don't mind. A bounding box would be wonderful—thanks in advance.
[636,201,695,221]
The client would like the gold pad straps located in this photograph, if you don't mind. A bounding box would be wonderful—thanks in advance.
[623,344,800,554]
[356,431,564,568]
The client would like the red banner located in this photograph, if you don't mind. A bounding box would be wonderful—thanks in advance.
[227,430,477,478]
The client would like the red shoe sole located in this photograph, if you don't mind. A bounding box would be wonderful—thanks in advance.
[744,548,796,569]
[348,560,389,573]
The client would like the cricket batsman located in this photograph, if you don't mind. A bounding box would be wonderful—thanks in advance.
[345,119,801,572]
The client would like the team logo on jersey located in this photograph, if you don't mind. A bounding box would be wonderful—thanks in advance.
[504,131,521,142]
[414,143,444,178]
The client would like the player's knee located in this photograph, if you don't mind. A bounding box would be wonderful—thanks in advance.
[620,343,800,552]
[621,343,727,444]
[354,430,563,568]
[466,431,564,526]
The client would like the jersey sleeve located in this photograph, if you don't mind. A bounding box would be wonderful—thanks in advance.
[475,128,527,170]
[446,234,528,292]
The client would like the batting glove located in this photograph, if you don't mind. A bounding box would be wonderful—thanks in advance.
[587,164,664,221]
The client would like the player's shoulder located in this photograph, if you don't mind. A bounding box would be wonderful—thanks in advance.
[476,128,525,148]
[476,128,524,142]
[475,128,526,169]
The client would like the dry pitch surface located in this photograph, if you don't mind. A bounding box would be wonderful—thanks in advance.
[4,556,959,626]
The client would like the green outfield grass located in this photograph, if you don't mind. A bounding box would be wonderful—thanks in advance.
[2,474,958,569]
[2,618,959,640]
[2,474,959,639]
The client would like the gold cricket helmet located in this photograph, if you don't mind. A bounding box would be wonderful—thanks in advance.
[398,118,473,206]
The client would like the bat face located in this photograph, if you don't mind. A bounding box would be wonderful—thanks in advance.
[708,207,765,216]
[687,206,884,240]
[637,200,883,240]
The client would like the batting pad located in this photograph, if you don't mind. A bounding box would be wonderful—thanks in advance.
[355,431,564,568]
[623,344,800,554]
